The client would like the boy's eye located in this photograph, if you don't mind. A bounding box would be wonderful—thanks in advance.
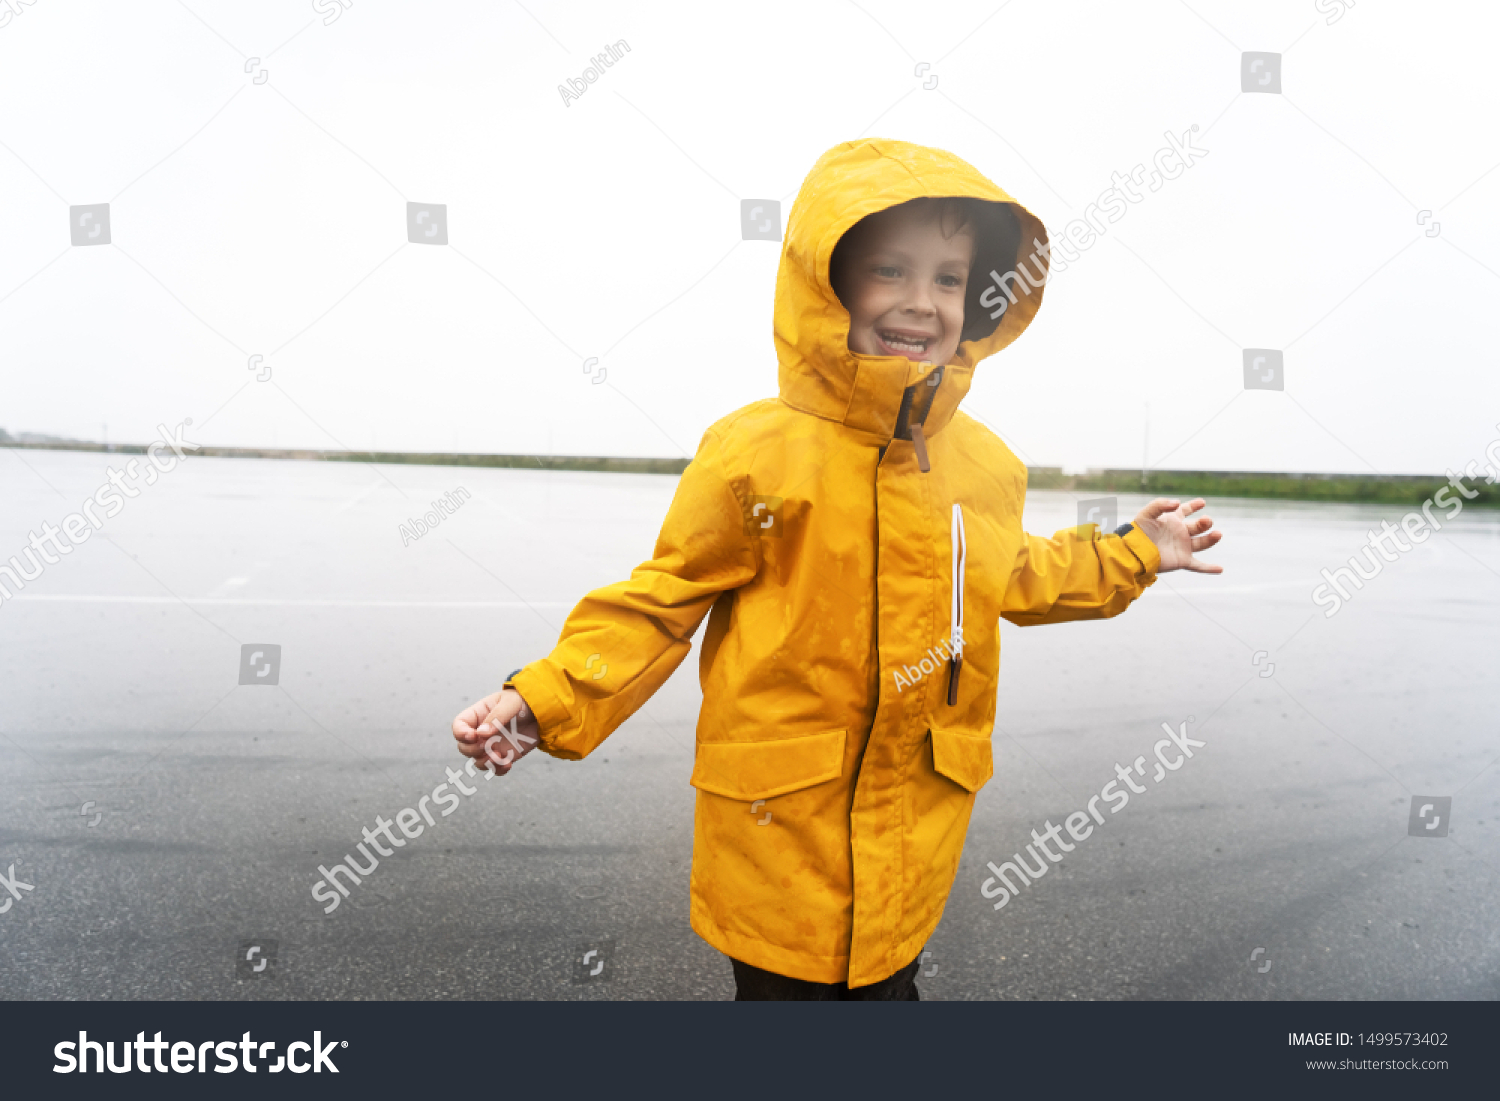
[873,265,902,279]
[936,273,964,288]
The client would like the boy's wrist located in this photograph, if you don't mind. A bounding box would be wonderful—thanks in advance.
[1117,523,1162,575]
[503,665,561,743]
[501,669,536,726]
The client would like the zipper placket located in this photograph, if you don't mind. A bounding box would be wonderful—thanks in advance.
[877,365,955,708]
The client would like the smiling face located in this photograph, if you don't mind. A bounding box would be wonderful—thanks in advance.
[831,199,978,367]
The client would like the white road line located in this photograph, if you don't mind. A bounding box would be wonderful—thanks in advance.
[334,475,393,514]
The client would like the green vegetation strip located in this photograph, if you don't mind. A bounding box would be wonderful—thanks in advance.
[3,440,690,476]
[1028,468,1499,508]
[5,440,1496,505]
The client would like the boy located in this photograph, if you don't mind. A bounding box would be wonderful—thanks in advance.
[453,138,1223,1000]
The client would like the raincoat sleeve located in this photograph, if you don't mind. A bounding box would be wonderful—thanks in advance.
[507,429,757,760]
[999,524,1161,626]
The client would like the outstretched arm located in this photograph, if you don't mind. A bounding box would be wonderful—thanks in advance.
[455,428,757,767]
[999,496,1223,627]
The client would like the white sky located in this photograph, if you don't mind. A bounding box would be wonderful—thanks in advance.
[1,0,1497,475]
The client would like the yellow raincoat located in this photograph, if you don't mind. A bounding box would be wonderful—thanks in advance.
[510,139,1161,987]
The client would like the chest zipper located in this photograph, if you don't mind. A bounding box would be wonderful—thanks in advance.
[947,502,966,706]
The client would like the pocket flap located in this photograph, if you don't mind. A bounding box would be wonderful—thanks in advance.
[930,727,994,793]
[690,729,846,801]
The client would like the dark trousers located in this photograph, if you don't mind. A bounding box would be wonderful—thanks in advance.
[731,953,923,1001]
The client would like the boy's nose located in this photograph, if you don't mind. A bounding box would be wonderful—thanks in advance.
[903,290,937,316]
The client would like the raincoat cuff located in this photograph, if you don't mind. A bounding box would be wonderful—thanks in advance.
[1119,523,1161,576]
[506,665,577,759]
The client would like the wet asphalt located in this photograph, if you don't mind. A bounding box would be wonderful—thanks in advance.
[1,450,1497,1000]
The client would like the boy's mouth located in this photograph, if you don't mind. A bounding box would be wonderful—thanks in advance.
[875,329,937,358]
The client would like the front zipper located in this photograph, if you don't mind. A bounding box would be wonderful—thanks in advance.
[947,502,966,706]
[875,366,958,708]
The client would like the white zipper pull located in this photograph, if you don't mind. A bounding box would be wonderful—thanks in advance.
[947,502,966,706]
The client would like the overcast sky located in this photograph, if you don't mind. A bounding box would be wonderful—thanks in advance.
[2,0,1498,475]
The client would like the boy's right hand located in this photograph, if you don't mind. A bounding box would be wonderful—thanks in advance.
[452,688,540,776]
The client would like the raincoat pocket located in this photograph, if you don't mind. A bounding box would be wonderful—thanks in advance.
[690,729,847,801]
[929,727,994,793]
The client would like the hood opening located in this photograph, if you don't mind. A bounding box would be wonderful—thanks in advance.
[829,197,1023,347]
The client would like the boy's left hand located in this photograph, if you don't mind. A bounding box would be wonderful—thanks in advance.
[452,688,540,775]
[1131,497,1224,574]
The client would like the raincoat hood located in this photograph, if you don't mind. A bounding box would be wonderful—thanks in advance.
[775,138,1050,444]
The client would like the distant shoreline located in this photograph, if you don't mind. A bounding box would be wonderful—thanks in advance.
[1,439,691,476]
[3,438,1496,507]
[1032,467,1499,509]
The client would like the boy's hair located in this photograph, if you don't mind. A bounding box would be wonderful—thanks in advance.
[830,197,1023,345]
